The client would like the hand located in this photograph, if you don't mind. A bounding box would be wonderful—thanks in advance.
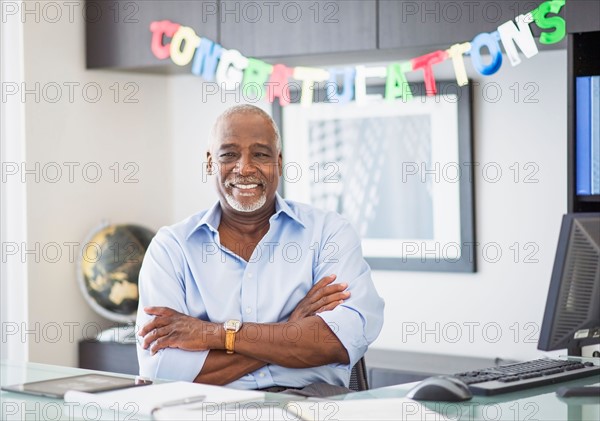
[138,307,219,355]
[288,275,350,322]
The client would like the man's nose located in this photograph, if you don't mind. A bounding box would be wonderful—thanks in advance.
[233,157,257,176]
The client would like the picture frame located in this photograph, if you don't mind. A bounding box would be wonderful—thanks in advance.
[273,82,475,272]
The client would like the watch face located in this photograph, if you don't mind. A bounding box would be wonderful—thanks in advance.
[225,320,242,332]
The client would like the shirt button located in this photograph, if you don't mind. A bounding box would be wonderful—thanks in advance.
[259,372,265,378]
[247,273,253,278]
[245,307,252,314]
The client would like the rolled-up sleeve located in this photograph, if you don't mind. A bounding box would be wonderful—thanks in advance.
[136,228,208,381]
[314,217,385,368]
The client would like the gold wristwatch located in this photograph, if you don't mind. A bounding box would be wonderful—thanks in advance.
[223,319,242,354]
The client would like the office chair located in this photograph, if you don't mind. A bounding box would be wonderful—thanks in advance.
[349,357,369,391]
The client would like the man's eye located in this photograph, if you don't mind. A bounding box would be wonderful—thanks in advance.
[220,153,236,158]
[255,153,268,157]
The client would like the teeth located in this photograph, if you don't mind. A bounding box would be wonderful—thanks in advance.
[234,184,259,190]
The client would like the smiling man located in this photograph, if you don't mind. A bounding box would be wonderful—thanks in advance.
[136,105,384,395]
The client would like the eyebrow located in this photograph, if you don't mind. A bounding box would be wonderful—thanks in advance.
[217,143,240,150]
[217,142,275,151]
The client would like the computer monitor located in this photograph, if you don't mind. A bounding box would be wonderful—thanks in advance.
[538,213,600,356]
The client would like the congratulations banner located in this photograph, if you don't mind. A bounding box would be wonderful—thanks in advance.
[149,0,567,106]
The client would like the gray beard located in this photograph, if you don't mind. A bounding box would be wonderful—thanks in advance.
[224,191,267,213]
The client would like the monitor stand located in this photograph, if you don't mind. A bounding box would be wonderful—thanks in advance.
[557,386,600,398]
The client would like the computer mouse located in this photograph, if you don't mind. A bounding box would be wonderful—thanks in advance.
[406,376,473,402]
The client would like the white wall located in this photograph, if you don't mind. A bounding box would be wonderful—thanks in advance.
[22,12,172,366]
[169,50,568,362]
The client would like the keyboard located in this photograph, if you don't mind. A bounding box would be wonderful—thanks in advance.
[452,359,600,396]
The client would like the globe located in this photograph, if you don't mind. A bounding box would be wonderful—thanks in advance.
[77,223,155,323]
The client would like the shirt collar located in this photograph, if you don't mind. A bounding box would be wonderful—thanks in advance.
[187,200,222,239]
[272,192,305,228]
[187,193,305,240]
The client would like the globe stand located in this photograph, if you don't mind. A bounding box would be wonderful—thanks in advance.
[96,323,138,344]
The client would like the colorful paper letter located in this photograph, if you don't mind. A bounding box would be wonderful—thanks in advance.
[293,67,330,107]
[242,59,274,101]
[191,38,223,82]
[532,0,567,45]
[150,20,181,60]
[446,42,472,87]
[411,50,449,96]
[169,26,201,66]
[326,68,356,104]
[498,13,539,67]
[355,66,387,104]
[267,64,294,106]
[385,62,413,102]
[216,49,249,91]
[470,32,503,76]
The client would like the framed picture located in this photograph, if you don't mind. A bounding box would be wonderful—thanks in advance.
[273,82,475,272]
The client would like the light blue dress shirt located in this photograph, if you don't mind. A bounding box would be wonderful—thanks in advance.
[136,193,384,389]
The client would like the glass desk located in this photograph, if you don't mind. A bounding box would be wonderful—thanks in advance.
[344,375,600,421]
[0,360,295,420]
[2,360,599,420]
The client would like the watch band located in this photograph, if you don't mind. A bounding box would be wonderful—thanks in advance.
[223,320,242,354]
[225,330,236,354]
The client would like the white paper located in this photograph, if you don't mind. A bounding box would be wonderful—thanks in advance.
[153,403,299,421]
[64,381,264,417]
[284,398,451,421]
[153,397,451,421]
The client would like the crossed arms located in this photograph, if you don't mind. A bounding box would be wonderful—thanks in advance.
[138,275,351,385]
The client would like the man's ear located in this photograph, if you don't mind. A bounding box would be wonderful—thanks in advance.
[206,151,213,175]
[278,153,283,177]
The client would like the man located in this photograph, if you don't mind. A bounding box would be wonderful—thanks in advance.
[136,105,384,392]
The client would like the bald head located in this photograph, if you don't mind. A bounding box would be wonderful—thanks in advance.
[209,105,281,154]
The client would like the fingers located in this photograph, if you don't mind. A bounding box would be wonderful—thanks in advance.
[316,300,344,313]
[139,313,211,354]
[138,316,170,337]
[141,326,170,352]
[303,284,350,318]
[316,290,350,308]
[139,307,179,337]
[150,334,173,355]
[143,306,174,316]
[312,274,337,291]
[310,282,348,304]
[138,322,156,338]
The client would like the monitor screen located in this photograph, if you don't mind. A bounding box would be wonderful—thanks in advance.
[538,213,600,355]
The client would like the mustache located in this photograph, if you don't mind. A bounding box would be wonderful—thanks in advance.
[224,176,266,187]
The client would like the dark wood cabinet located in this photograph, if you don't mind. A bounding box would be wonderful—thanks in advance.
[86,1,572,69]
[219,0,377,58]
[86,0,376,68]
[566,1,600,213]
[565,0,600,34]
[79,340,138,375]
[86,0,218,69]
[378,0,565,50]
[380,0,506,49]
